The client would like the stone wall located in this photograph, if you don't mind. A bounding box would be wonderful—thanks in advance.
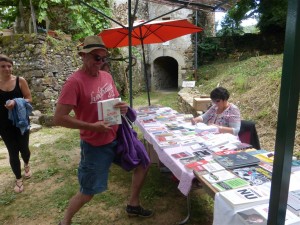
[0,34,80,114]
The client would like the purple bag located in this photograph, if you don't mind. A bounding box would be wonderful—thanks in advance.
[116,107,150,171]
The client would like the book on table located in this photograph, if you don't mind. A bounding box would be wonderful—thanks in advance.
[219,186,270,210]
[201,170,237,184]
[253,151,274,164]
[231,166,271,186]
[237,207,267,225]
[97,98,122,125]
[287,189,300,216]
[179,155,203,166]
[171,151,192,159]
[237,203,300,225]
[202,160,226,173]
[212,177,250,191]
[213,151,260,169]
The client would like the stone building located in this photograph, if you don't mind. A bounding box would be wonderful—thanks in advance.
[112,0,213,90]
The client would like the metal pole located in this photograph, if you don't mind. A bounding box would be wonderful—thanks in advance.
[268,0,300,224]
[194,10,198,81]
[140,32,151,106]
[128,0,133,107]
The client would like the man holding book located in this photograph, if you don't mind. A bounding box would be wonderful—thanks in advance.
[54,35,153,225]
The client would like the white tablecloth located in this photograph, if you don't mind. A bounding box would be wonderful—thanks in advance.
[135,120,195,196]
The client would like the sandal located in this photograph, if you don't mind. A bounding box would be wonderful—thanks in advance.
[24,164,32,179]
[14,179,24,193]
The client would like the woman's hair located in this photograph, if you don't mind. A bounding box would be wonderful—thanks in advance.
[210,86,230,101]
[0,54,13,65]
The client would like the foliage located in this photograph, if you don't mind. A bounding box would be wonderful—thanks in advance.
[216,14,244,37]
[217,0,288,36]
[0,0,112,39]
[198,37,226,63]
[257,0,287,34]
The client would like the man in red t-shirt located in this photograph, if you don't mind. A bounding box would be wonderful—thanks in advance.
[54,35,153,225]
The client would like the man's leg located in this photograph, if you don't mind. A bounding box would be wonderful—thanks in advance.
[126,164,153,217]
[61,192,93,225]
[128,164,149,206]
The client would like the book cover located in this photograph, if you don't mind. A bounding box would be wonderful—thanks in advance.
[237,203,300,225]
[237,208,267,225]
[253,204,300,225]
[231,166,271,186]
[184,159,208,171]
[202,161,226,173]
[171,151,192,159]
[258,162,273,173]
[190,143,209,151]
[212,177,250,191]
[179,156,203,165]
[219,186,270,209]
[97,98,122,125]
[254,152,274,164]
[214,152,260,169]
[193,149,212,157]
[288,190,300,216]
[202,170,237,184]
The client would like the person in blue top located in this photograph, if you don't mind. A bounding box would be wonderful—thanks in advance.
[0,54,33,193]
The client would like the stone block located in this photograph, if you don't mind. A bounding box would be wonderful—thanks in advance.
[193,97,211,111]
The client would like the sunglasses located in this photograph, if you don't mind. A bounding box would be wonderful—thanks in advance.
[90,53,108,62]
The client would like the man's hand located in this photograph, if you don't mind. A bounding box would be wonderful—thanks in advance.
[91,121,113,132]
[114,101,128,115]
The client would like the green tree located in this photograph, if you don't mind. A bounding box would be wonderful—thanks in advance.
[0,0,112,39]
[218,0,287,35]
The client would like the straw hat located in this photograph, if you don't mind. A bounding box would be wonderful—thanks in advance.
[78,35,107,55]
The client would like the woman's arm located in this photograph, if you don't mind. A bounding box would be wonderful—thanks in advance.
[19,77,32,103]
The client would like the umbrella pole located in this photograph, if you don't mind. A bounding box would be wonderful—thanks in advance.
[141,39,151,106]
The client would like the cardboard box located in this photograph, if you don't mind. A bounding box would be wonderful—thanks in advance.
[144,142,160,165]
[193,97,211,111]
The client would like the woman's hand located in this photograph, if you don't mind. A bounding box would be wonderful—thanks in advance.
[191,117,202,125]
[4,100,15,110]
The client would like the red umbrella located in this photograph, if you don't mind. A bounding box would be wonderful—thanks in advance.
[99,19,203,105]
[99,19,203,48]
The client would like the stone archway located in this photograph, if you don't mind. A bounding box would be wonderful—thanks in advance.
[153,56,178,90]
[149,48,186,91]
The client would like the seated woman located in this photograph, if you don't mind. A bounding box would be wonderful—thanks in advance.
[191,87,241,135]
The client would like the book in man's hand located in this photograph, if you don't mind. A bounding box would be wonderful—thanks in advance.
[97,98,122,125]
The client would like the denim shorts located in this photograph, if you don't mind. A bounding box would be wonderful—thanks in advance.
[78,140,117,195]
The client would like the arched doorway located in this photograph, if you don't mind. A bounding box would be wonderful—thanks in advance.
[153,56,178,90]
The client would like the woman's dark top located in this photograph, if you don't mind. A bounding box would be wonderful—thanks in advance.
[0,77,23,129]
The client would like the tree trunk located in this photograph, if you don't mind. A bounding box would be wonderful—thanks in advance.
[17,0,25,33]
[29,0,38,33]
